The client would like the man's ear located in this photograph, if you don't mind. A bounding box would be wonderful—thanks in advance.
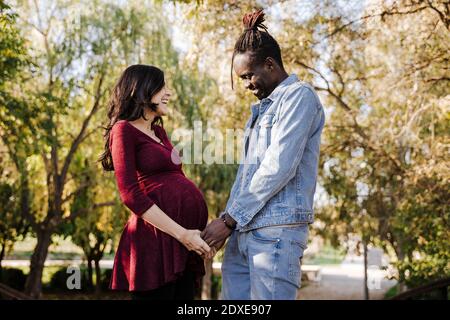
[265,57,276,71]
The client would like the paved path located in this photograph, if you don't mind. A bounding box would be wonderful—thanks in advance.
[297,256,397,300]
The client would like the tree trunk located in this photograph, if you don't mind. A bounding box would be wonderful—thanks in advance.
[201,259,213,300]
[87,258,94,290]
[0,241,6,280]
[363,240,369,300]
[393,238,407,293]
[94,259,102,296]
[24,228,52,298]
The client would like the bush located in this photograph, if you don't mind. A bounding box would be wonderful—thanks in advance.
[396,256,450,289]
[0,268,27,291]
[44,266,91,292]
[384,285,398,299]
[100,268,112,291]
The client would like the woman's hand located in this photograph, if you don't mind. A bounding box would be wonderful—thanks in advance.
[140,205,213,258]
[179,229,212,257]
[202,247,217,260]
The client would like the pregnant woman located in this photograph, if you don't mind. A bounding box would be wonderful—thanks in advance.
[99,64,212,300]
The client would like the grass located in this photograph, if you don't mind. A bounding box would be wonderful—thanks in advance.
[384,284,398,299]
[303,244,346,265]
[5,251,83,261]
[5,234,116,261]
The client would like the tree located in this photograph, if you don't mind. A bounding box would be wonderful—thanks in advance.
[61,156,125,295]
[0,0,32,277]
[5,0,153,297]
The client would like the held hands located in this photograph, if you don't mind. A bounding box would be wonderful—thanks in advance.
[185,214,235,260]
[179,229,215,260]
[211,238,227,252]
[201,218,233,252]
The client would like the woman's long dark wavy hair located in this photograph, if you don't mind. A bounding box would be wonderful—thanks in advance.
[100,64,165,171]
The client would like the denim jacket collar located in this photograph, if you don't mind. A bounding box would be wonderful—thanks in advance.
[252,74,299,116]
[264,74,298,102]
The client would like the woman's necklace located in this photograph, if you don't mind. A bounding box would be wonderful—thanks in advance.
[147,125,164,146]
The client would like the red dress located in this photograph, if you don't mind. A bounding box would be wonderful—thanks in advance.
[109,120,208,291]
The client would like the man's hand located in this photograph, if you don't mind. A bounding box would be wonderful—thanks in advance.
[212,238,227,252]
[201,218,233,247]
[201,247,217,260]
[200,237,227,260]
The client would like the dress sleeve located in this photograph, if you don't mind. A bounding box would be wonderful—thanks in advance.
[110,121,155,216]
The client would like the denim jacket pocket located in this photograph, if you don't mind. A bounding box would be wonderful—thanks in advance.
[256,114,275,164]
[272,187,285,204]
[258,113,275,127]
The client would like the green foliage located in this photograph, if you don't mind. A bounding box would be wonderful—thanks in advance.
[0,2,31,262]
[100,268,113,291]
[392,165,449,288]
[42,265,112,293]
[0,1,27,84]
[211,273,221,300]
[44,266,90,292]
[0,178,28,257]
[384,284,398,299]
[0,267,27,291]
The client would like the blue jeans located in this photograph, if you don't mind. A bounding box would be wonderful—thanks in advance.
[221,224,309,300]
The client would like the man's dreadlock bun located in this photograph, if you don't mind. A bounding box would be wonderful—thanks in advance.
[243,9,268,32]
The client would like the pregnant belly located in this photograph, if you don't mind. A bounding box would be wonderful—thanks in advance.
[142,173,208,229]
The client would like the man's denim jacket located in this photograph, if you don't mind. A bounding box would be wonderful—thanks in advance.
[225,74,325,232]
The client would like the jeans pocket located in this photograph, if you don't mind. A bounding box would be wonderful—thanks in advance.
[288,240,307,288]
[284,226,308,287]
[251,227,283,243]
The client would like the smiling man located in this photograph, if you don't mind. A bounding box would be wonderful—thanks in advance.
[201,9,325,300]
